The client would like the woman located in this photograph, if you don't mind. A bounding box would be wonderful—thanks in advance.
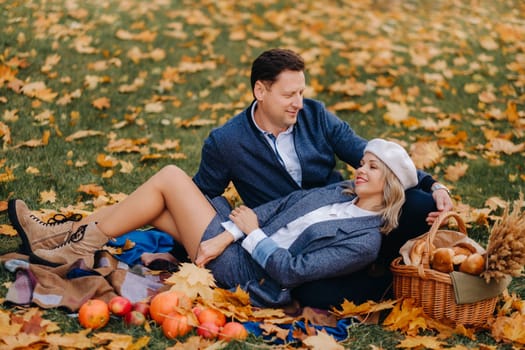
[8,138,417,307]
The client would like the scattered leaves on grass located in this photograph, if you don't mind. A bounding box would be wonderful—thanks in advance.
[1,0,524,348]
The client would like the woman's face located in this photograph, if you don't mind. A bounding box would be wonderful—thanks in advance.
[354,153,386,199]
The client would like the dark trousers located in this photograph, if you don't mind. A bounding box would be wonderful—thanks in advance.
[291,189,437,309]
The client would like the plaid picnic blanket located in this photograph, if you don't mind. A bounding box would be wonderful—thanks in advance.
[0,229,173,311]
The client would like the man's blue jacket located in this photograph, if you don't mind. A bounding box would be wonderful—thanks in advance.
[194,98,434,208]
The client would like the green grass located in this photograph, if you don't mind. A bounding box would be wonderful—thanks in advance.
[1,0,524,348]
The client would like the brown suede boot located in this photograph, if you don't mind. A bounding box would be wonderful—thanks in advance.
[32,222,109,268]
[8,199,82,254]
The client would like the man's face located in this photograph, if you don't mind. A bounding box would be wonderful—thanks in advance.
[255,70,305,132]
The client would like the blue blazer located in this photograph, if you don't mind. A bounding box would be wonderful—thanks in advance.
[207,181,383,306]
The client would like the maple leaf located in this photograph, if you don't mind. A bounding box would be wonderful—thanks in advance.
[479,91,497,104]
[92,96,111,110]
[96,153,119,168]
[259,322,291,341]
[484,196,510,211]
[303,329,344,350]
[0,226,9,239]
[409,141,443,169]
[487,138,525,155]
[77,183,107,197]
[384,102,410,125]
[0,309,23,337]
[396,335,446,349]
[444,162,469,182]
[1,334,43,349]
[0,121,12,146]
[21,81,58,101]
[26,166,40,175]
[331,299,396,318]
[116,29,157,42]
[119,160,134,173]
[0,64,18,87]
[45,329,94,348]
[73,35,98,54]
[65,129,104,142]
[300,307,338,327]
[92,332,148,349]
[329,101,360,111]
[144,101,164,113]
[491,313,525,344]
[328,78,367,96]
[41,54,61,73]
[0,167,15,183]
[177,60,217,73]
[151,139,180,151]
[175,116,216,128]
[164,263,216,300]
[13,130,51,149]
[105,138,145,153]
[505,100,519,122]
[40,190,56,204]
[383,299,429,336]
[479,36,499,50]
[464,83,482,94]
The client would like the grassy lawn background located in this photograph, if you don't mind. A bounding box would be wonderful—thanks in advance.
[1,0,524,348]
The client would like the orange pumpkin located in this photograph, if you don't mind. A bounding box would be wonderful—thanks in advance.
[149,290,190,324]
[162,312,193,339]
[78,299,110,329]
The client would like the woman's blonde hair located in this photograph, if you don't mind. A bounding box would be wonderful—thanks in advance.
[344,161,406,234]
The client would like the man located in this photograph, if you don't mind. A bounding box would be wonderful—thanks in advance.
[193,48,453,308]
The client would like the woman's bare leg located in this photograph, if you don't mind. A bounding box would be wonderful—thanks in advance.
[81,203,180,236]
[87,165,216,261]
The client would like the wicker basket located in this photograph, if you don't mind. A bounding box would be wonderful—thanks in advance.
[390,211,498,326]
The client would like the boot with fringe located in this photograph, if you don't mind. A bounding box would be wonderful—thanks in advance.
[8,199,81,254]
[32,222,109,268]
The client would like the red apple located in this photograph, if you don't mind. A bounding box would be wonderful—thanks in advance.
[133,301,150,318]
[108,296,133,317]
[219,321,248,341]
[197,307,226,327]
[124,310,146,326]
[197,321,219,339]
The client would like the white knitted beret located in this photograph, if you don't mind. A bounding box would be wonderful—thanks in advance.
[364,138,418,190]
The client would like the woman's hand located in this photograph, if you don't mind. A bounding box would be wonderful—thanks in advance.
[194,231,233,267]
[229,205,259,234]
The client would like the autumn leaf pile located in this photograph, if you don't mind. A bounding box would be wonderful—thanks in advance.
[1,0,525,349]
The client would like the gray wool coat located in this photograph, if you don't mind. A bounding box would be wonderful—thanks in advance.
[203,181,383,307]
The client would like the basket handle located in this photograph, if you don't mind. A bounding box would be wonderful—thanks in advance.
[417,211,467,278]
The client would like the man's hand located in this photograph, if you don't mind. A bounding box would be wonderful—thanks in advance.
[229,205,259,234]
[195,231,233,267]
[426,188,454,225]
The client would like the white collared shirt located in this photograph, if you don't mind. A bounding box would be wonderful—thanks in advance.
[222,198,379,253]
[251,102,302,186]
